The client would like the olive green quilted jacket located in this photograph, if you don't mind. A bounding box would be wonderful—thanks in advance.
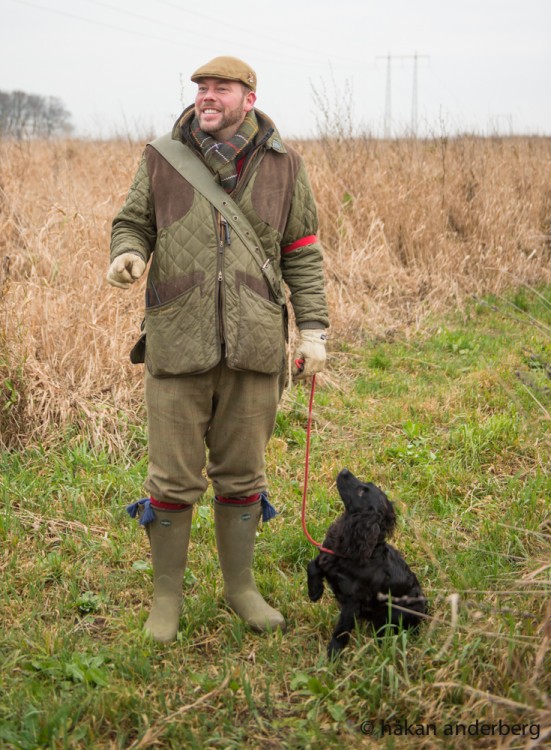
[110,106,329,377]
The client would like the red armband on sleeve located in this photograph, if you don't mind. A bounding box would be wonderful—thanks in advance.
[282,234,318,254]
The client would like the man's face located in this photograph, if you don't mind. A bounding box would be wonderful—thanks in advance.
[195,78,256,141]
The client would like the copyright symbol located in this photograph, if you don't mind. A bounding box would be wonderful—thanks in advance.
[361,721,375,735]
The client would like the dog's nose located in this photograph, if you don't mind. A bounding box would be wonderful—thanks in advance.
[339,468,350,478]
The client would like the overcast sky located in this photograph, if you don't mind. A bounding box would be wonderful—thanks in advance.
[2,0,550,139]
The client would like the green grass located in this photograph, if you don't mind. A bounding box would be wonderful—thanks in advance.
[1,288,550,749]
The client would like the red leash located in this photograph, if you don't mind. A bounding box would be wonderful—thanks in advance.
[299,371,337,556]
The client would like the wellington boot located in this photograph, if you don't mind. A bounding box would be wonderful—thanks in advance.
[142,506,192,643]
[214,500,286,633]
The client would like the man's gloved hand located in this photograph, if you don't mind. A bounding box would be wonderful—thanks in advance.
[107,252,146,289]
[292,329,328,380]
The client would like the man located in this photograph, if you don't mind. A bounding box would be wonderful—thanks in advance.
[108,56,329,642]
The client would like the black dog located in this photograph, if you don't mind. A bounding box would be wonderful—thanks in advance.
[307,469,427,656]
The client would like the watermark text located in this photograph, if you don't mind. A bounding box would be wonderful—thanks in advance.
[360,718,540,740]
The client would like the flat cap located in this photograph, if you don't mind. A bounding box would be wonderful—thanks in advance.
[191,56,257,92]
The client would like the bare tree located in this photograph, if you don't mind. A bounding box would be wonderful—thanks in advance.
[0,90,72,138]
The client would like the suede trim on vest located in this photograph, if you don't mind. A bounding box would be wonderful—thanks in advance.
[146,271,205,308]
[234,270,270,301]
[251,148,302,235]
[145,145,195,229]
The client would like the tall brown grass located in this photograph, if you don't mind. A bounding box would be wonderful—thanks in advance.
[1,135,550,448]
[305,134,551,336]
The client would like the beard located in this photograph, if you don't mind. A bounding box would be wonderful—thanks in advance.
[196,100,247,140]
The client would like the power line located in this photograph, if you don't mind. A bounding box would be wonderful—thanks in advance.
[79,0,298,60]
[154,0,374,67]
[7,0,206,51]
[8,0,372,71]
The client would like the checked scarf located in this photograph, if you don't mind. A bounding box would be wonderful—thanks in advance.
[191,111,259,193]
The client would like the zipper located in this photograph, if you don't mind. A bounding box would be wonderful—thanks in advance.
[217,213,230,345]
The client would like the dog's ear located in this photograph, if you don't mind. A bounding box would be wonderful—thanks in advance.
[341,521,380,561]
[359,523,380,560]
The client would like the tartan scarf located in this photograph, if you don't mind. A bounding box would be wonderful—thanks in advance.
[190,111,259,193]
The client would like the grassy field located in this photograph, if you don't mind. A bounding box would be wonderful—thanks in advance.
[0,134,550,748]
[1,288,549,749]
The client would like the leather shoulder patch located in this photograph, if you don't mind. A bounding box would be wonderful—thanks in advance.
[251,149,301,234]
[145,145,195,228]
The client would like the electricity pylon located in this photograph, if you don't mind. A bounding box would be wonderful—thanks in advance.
[376,52,430,137]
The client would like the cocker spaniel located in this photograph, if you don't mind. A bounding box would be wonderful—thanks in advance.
[307,469,427,657]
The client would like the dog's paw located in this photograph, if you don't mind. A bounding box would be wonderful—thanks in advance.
[327,639,345,659]
[307,561,325,601]
[308,584,324,602]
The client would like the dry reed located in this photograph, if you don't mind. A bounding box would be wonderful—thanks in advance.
[305,134,551,337]
[0,135,550,448]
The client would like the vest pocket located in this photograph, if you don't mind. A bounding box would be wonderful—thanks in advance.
[228,283,286,374]
[145,283,215,376]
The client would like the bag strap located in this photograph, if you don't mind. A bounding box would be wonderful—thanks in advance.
[149,133,285,305]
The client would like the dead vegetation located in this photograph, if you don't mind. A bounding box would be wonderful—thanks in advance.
[0,135,550,448]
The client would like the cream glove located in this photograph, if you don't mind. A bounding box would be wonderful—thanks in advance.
[107,252,146,289]
[292,329,328,380]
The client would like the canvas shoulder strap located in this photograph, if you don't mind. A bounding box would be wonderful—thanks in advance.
[149,133,284,305]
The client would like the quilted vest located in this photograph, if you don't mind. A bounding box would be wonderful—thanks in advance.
[142,133,289,377]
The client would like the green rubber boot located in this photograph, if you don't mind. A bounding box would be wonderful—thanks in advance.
[142,506,192,643]
[214,500,286,632]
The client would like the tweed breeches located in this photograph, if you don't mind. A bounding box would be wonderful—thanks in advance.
[144,360,281,505]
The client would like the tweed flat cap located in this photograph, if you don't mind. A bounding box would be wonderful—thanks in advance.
[191,56,257,92]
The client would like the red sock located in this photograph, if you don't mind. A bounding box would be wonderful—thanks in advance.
[215,493,260,506]
[150,496,192,512]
